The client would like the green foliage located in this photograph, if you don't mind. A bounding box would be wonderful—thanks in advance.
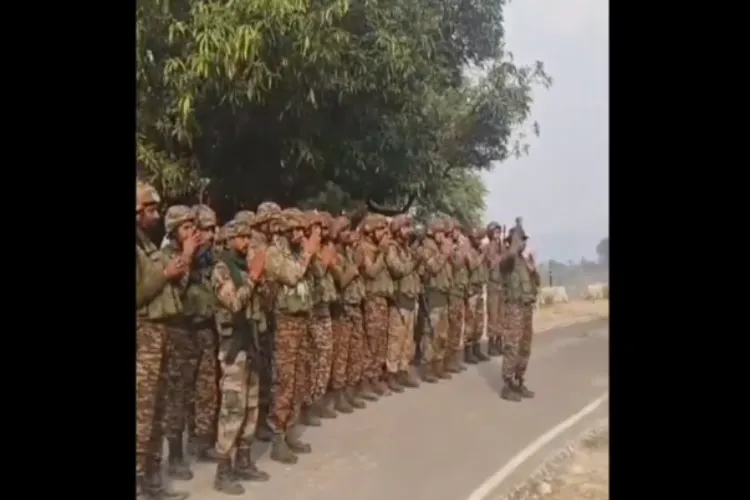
[136,0,551,221]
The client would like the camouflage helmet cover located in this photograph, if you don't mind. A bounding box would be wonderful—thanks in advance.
[164,205,196,235]
[234,210,255,224]
[390,213,412,232]
[194,204,217,228]
[257,201,281,214]
[360,213,388,233]
[470,227,486,240]
[330,216,351,239]
[426,217,447,234]
[280,208,307,231]
[223,220,252,239]
[136,180,161,212]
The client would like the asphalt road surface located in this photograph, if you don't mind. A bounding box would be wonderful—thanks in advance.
[172,318,609,500]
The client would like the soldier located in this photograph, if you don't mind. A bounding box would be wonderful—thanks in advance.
[265,208,320,464]
[160,206,203,481]
[485,222,507,356]
[464,228,490,363]
[447,220,469,373]
[415,218,453,383]
[186,205,222,461]
[383,214,421,391]
[329,216,369,408]
[136,181,190,500]
[301,211,339,424]
[215,225,227,253]
[499,227,540,401]
[210,218,270,494]
[357,214,395,396]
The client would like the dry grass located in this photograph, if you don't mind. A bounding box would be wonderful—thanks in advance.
[535,300,609,333]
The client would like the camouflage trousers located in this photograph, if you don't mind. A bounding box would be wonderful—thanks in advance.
[256,326,276,431]
[215,348,260,457]
[330,305,350,390]
[386,300,416,373]
[464,293,484,345]
[364,297,389,380]
[136,320,168,476]
[163,324,200,441]
[342,304,366,388]
[486,286,506,341]
[501,303,534,383]
[421,295,449,364]
[304,304,334,404]
[269,313,308,434]
[190,323,219,440]
[447,294,465,352]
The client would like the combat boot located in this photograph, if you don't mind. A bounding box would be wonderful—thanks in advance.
[191,435,222,462]
[345,386,367,408]
[464,345,479,364]
[456,350,468,371]
[270,434,298,464]
[445,355,461,374]
[372,377,389,396]
[473,343,490,362]
[501,382,522,402]
[213,458,244,495]
[254,422,274,443]
[301,404,321,426]
[167,439,194,480]
[317,395,338,419]
[386,372,405,393]
[358,380,379,401]
[487,339,501,357]
[435,360,452,379]
[421,364,438,383]
[496,338,505,355]
[147,465,189,500]
[286,432,312,454]
[234,441,270,482]
[399,369,420,388]
[517,379,535,399]
[333,389,355,413]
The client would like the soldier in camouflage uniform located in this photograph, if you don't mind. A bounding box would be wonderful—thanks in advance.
[415,218,454,383]
[329,216,368,409]
[161,206,203,481]
[383,214,421,391]
[357,213,395,396]
[136,182,189,500]
[210,218,271,494]
[300,211,339,424]
[464,228,490,363]
[185,205,222,462]
[499,228,540,402]
[447,220,469,373]
[485,222,507,356]
[215,225,227,253]
[265,208,320,464]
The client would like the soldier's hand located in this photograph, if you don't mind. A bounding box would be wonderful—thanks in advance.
[304,230,321,254]
[182,231,200,258]
[248,248,266,282]
[441,239,454,254]
[163,258,187,280]
[320,243,337,267]
[379,231,390,249]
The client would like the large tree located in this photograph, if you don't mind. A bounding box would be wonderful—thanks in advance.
[596,237,609,265]
[136,0,551,221]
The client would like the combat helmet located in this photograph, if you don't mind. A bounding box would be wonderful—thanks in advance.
[164,205,196,235]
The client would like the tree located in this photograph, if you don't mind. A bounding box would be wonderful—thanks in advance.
[596,237,609,265]
[136,0,552,221]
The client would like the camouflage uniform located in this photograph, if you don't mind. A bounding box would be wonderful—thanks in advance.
[499,228,540,402]
[187,205,221,459]
[464,228,490,363]
[329,216,368,409]
[383,214,421,390]
[447,221,469,373]
[135,182,189,500]
[485,222,506,356]
[160,206,201,481]
[209,219,270,494]
[358,214,395,396]
[265,209,316,464]
[415,218,453,382]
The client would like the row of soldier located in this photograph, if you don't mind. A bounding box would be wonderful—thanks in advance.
[136,180,541,500]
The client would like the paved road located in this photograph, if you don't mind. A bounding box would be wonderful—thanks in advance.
[172,319,609,500]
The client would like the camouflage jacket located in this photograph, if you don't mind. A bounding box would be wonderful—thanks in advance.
[331,245,365,305]
[357,239,394,298]
[450,243,470,297]
[266,236,314,314]
[136,228,182,320]
[466,245,487,295]
[416,237,452,293]
[210,259,255,338]
[384,240,420,299]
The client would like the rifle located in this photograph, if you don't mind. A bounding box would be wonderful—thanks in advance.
[418,293,435,339]
[224,312,261,365]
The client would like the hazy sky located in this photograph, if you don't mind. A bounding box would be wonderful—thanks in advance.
[481,0,609,262]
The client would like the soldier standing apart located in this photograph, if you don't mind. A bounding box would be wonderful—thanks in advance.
[185,205,222,461]
[499,228,540,402]
[265,209,320,464]
[210,219,270,494]
[416,218,454,382]
[357,214,395,396]
[464,228,491,363]
[485,222,507,356]
[303,211,339,422]
[383,214,422,391]
[447,221,469,373]
[136,181,189,500]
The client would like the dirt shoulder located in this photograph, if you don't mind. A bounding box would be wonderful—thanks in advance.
[534,301,609,333]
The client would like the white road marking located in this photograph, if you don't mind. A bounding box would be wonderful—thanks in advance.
[465,391,609,500]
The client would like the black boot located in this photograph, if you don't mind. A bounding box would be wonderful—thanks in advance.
[270,434,298,464]
[213,458,244,495]
[286,432,312,454]
[473,343,490,362]
[464,345,478,364]
[167,439,194,480]
[147,464,189,500]
[234,441,270,482]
